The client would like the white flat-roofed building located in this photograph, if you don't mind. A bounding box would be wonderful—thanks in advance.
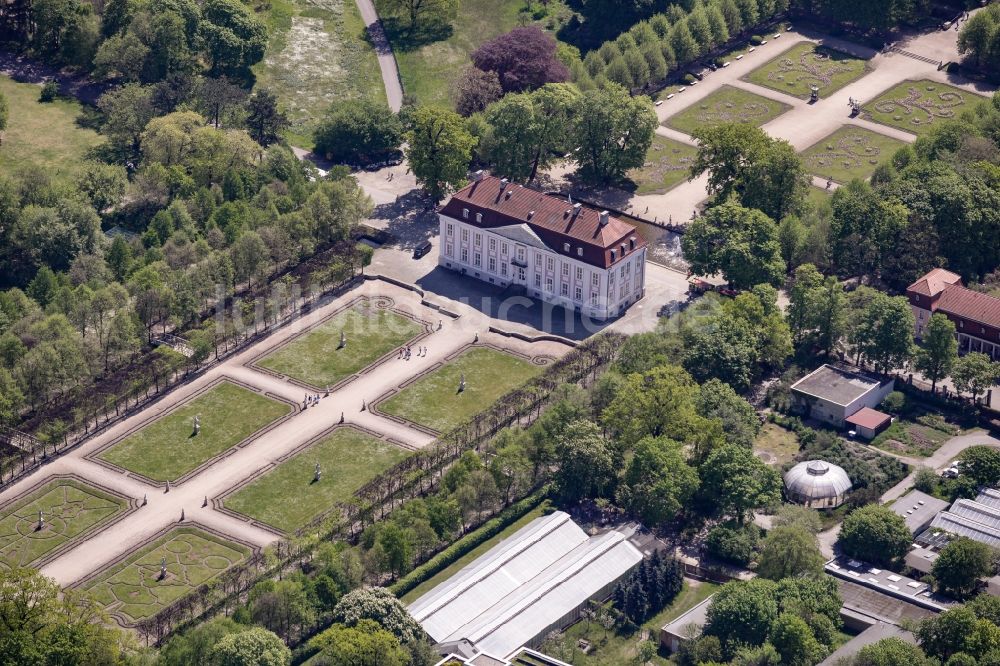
[408,510,643,658]
[790,364,895,428]
[437,173,647,321]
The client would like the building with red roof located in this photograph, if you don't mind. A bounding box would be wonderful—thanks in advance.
[844,407,892,440]
[437,172,647,320]
[907,269,1000,361]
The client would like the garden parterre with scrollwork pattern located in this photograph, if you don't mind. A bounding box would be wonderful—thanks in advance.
[631,23,992,220]
[0,280,571,625]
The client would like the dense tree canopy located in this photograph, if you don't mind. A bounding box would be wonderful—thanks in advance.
[574,83,657,185]
[933,538,997,599]
[406,106,477,201]
[471,27,570,94]
[691,123,806,221]
[682,200,785,290]
[838,504,911,566]
[0,568,127,664]
[756,525,825,581]
[314,100,403,166]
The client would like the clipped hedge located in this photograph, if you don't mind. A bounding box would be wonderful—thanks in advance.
[389,487,551,598]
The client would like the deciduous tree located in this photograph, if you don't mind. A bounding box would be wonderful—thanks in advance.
[756,525,825,581]
[837,504,911,566]
[915,313,958,394]
[932,538,997,599]
[212,627,290,666]
[681,200,785,290]
[405,106,476,201]
[700,444,781,523]
[574,83,657,185]
[618,436,699,525]
[471,26,570,93]
[315,99,402,166]
[952,352,999,404]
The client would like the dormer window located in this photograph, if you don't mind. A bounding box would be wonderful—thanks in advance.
[563,242,570,252]
[463,208,469,219]
[610,249,616,261]
[577,247,583,257]
[620,243,626,255]
[476,213,482,223]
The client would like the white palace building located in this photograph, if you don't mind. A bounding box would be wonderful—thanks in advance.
[437,173,647,321]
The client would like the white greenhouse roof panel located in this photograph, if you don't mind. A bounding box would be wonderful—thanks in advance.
[408,510,643,657]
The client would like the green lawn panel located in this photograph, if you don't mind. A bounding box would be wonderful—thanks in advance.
[98,381,289,482]
[627,135,698,195]
[0,480,127,570]
[743,41,870,98]
[863,79,981,135]
[258,306,422,388]
[665,85,791,135]
[380,347,541,433]
[800,125,905,183]
[82,527,250,624]
[223,427,410,533]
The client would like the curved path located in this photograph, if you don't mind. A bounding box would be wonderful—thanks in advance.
[810,430,1000,558]
[353,0,404,112]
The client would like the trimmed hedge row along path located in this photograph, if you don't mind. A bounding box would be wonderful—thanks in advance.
[0,278,571,624]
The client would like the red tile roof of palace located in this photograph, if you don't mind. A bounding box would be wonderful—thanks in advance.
[907,268,962,297]
[936,285,1000,329]
[439,175,646,269]
[845,407,891,430]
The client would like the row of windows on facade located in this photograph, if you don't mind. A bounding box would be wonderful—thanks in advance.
[443,243,635,306]
[446,224,634,282]
[448,221,636,263]
[444,241,633,286]
[918,309,991,337]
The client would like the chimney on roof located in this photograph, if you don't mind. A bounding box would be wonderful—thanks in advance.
[504,190,513,200]
[572,203,582,216]
[527,210,535,220]
[599,211,610,226]
[472,170,484,182]
[500,178,509,190]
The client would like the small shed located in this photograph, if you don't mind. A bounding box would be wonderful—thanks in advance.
[845,407,892,440]
[783,460,852,508]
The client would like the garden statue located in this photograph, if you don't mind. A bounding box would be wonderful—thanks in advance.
[459,373,466,393]
[810,85,820,103]
[474,332,479,343]
[180,508,185,521]
[143,493,147,506]
[314,463,322,482]
[160,557,167,580]
[340,412,345,423]
[193,415,200,435]
[361,400,367,411]
[339,331,346,349]
[37,510,44,531]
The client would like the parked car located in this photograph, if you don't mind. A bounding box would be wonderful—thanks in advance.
[413,240,432,259]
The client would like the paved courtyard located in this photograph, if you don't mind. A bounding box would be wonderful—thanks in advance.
[0,279,571,601]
